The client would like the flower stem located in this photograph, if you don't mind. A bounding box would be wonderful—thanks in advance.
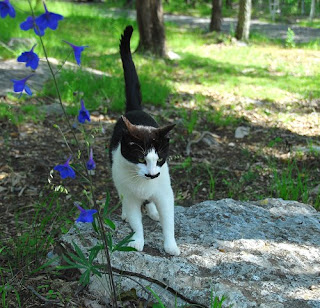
[26,1,118,305]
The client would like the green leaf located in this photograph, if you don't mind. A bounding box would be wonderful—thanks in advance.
[92,218,98,233]
[103,192,111,217]
[106,233,113,251]
[146,286,165,308]
[30,256,60,275]
[72,241,87,261]
[66,251,87,266]
[114,246,136,252]
[91,267,102,277]
[112,232,135,252]
[104,218,116,230]
[88,244,103,263]
[80,270,90,286]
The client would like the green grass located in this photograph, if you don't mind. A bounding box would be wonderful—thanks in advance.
[297,18,320,28]
[1,1,320,121]
[270,160,319,206]
[0,101,45,125]
[0,191,75,307]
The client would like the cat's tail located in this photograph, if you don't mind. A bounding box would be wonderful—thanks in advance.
[120,25,142,113]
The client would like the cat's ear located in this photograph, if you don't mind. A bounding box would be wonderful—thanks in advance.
[157,123,176,137]
[122,116,139,138]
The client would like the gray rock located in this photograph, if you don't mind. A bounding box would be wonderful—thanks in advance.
[59,199,320,307]
[235,126,250,139]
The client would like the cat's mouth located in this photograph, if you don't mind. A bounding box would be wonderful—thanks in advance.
[145,173,160,180]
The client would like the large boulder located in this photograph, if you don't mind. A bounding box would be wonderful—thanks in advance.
[59,199,320,307]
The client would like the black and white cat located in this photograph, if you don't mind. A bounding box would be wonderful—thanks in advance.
[109,26,180,256]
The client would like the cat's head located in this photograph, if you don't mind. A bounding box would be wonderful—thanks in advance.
[120,116,175,179]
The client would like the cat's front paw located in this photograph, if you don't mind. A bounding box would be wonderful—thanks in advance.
[164,241,180,256]
[121,212,128,222]
[129,236,144,252]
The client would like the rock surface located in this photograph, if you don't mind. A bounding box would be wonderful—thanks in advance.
[59,199,320,307]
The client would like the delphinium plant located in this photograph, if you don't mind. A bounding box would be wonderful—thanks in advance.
[0,1,134,306]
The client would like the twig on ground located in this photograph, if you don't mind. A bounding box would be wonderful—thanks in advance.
[110,267,207,308]
[186,131,220,156]
[27,286,63,306]
[0,41,15,54]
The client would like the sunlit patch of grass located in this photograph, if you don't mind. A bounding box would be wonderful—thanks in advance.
[269,160,314,205]
[2,1,320,123]
[297,18,320,28]
[207,109,242,127]
[171,40,320,103]
[0,102,45,124]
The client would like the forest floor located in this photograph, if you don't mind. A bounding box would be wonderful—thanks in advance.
[1,93,320,306]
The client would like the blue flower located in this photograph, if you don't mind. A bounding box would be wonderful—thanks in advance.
[78,99,90,124]
[54,156,76,179]
[20,16,45,36]
[0,0,15,18]
[11,74,33,97]
[36,2,63,31]
[62,40,88,66]
[75,203,97,223]
[86,148,96,170]
[17,44,39,70]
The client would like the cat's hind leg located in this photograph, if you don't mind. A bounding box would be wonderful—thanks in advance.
[145,202,160,221]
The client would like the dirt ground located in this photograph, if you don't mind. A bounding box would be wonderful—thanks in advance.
[0,94,320,306]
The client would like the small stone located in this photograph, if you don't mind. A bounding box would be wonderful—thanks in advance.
[91,111,100,116]
[235,126,250,139]
[167,50,181,60]
[310,184,320,197]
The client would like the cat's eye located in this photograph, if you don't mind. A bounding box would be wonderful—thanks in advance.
[157,158,164,163]
[138,158,146,164]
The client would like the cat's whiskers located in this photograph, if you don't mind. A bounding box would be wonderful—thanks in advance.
[118,171,144,186]
[131,142,146,156]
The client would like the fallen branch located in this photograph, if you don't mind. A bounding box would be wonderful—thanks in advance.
[27,286,63,306]
[186,131,219,156]
[0,40,15,54]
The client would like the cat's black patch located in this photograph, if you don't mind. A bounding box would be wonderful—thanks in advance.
[109,112,173,166]
[109,25,174,166]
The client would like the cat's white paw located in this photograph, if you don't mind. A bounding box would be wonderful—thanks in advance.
[164,241,180,256]
[121,212,128,222]
[146,202,160,221]
[129,236,144,252]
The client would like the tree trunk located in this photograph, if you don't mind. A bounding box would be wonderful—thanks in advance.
[136,0,167,57]
[210,0,222,32]
[301,0,305,15]
[310,0,316,20]
[226,0,232,8]
[236,0,252,42]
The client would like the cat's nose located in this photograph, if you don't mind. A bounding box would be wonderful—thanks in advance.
[145,173,160,179]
